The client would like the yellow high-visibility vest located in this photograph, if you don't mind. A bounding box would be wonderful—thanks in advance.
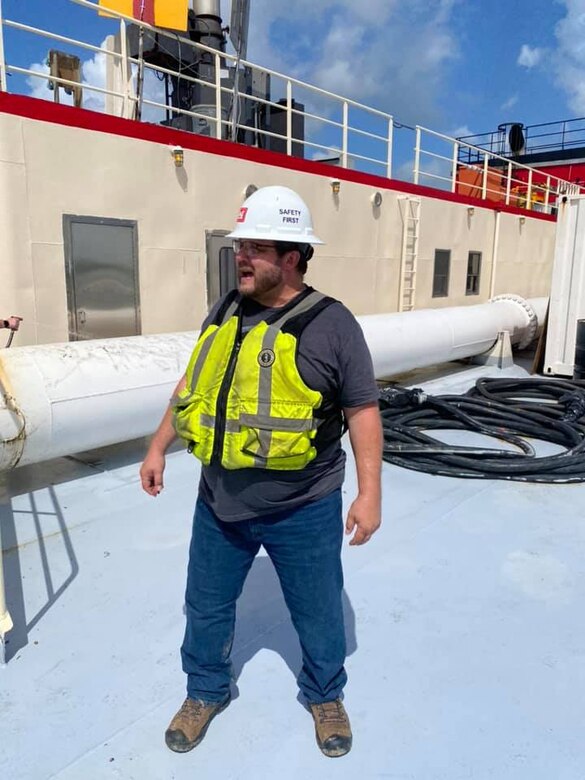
[173,289,338,470]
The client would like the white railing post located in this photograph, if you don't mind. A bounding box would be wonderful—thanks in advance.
[482,152,489,200]
[386,117,393,178]
[0,517,13,665]
[489,210,501,299]
[214,51,222,140]
[526,168,533,210]
[413,126,421,184]
[286,80,292,157]
[505,161,512,205]
[0,0,7,93]
[451,141,459,193]
[119,18,131,118]
[341,101,348,168]
[544,175,551,212]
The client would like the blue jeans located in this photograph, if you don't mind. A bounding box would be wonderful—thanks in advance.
[180,489,347,704]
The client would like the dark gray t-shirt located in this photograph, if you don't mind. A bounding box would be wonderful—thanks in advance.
[197,289,378,521]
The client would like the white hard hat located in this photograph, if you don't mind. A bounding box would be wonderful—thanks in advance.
[227,185,325,244]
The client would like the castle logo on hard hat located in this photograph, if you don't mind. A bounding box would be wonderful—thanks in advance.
[237,207,248,223]
[258,348,275,368]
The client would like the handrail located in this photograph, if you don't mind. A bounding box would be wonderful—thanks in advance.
[459,116,585,159]
[4,18,124,59]
[2,0,396,176]
[7,65,126,102]
[418,124,576,183]
[0,0,581,209]
[414,124,582,210]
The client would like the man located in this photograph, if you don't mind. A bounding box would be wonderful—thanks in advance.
[140,185,382,758]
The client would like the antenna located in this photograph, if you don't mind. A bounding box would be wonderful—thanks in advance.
[228,0,250,142]
[229,0,250,60]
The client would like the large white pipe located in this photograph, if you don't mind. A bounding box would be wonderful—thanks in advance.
[360,294,545,379]
[0,296,545,472]
[0,332,196,470]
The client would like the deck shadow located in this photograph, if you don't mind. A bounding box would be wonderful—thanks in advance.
[229,554,357,697]
[0,485,79,663]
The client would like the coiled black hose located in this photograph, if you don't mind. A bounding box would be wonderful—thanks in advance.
[379,377,585,483]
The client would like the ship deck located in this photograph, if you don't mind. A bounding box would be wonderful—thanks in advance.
[1,363,584,780]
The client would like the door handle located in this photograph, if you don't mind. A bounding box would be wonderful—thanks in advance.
[78,309,87,325]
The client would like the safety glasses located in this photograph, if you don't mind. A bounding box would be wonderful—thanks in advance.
[232,239,278,257]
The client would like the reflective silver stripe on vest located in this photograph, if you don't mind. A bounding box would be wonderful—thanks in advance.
[239,414,315,431]
[189,298,240,393]
[221,416,314,435]
[219,297,241,325]
[199,413,217,429]
[251,291,325,465]
[269,290,326,330]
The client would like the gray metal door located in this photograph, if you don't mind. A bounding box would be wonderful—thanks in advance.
[206,230,237,307]
[63,215,141,341]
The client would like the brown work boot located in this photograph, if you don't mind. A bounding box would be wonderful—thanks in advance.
[165,695,230,753]
[309,698,352,757]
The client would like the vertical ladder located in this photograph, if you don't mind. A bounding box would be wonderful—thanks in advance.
[398,196,421,312]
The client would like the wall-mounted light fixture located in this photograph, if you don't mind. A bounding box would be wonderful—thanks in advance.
[467,206,475,217]
[330,178,341,195]
[244,184,258,198]
[170,145,184,168]
[371,191,383,207]
[519,216,526,225]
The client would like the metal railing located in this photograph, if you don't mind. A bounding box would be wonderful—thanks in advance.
[0,0,396,175]
[458,117,585,162]
[414,126,582,211]
[0,0,581,212]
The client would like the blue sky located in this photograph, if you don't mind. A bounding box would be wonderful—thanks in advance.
[2,0,585,168]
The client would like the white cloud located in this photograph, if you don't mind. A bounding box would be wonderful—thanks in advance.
[243,0,462,127]
[26,61,55,101]
[553,0,585,114]
[450,125,474,139]
[517,44,544,69]
[501,94,518,111]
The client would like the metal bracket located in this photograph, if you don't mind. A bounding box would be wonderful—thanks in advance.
[471,329,514,369]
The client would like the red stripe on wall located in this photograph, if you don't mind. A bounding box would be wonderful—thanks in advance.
[0,93,557,223]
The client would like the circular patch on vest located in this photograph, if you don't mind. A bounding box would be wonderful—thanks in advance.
[258,348,276,367]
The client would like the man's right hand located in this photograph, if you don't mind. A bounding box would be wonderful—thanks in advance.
[140,374,186,496]
[140,449,166,496]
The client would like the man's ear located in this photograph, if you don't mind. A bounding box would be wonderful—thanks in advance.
[284,250,301,270]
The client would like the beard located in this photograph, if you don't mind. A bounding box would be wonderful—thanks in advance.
[238,261,284,300]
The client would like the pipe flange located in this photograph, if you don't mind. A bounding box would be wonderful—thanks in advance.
[490,294,538,349]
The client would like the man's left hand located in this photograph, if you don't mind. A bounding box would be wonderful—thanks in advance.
[345,494,381,546]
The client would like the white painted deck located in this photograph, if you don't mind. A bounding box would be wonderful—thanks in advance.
[1,365,584,780]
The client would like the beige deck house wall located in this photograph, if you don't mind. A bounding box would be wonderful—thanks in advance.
[0,109,556,347]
